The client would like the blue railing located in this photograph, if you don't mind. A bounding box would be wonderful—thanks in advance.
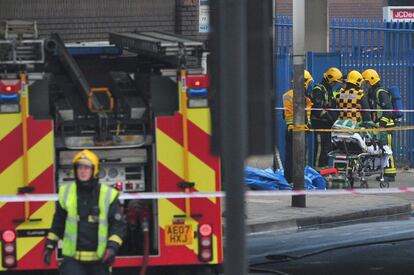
[275,16,293,56]
[275,16,414,166]
[276,16,414,55]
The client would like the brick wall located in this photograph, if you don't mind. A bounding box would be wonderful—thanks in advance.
[329,0,384,19]
[275,0,384,19]
[175,0,208,41]
[0,0,209,42]
[1,0,390,43]
[0,0,176,42]
[176,0,198,36]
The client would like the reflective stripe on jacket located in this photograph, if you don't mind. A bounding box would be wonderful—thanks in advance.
[58,183,119,260]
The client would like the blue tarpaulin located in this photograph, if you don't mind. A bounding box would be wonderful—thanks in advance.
[245,166,326,191]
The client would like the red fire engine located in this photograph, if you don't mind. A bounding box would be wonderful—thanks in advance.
[0,20,222,274]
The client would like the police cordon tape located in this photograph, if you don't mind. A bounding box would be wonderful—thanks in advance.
[1,188,414,202]
[275,107,409,113]
[290,124,414,133]
[276,106,413,133]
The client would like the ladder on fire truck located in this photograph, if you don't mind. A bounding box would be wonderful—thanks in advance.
[109,31,207,76]
[0,20,44,65]
[110,31,208,218]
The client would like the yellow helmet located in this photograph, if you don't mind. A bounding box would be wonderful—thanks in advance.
[72,149,100,177]
[362,69,380,86]
[304,70,313,89]
[323,67,343,84]
[346,70,364,87]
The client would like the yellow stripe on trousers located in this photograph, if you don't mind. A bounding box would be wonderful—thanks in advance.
[315,133,321,168]
[385,133,396,174]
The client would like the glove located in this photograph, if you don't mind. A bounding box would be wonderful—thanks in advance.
[42,248,52,266]
[101,248,116,266]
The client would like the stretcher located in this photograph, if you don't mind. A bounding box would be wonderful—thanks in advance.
[328,119,392,189]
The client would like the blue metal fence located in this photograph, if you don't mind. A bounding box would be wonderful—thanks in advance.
[275,16,414,166]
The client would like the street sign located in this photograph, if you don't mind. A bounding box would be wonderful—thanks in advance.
[383,6,414,22]
[199,0,210,33]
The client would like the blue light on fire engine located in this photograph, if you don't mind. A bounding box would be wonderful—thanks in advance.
[0,93,19,102]
[188,88,208,98]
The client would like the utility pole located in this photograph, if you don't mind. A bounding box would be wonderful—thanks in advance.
[214,0,248,274]
[292,0,306,208]
[272,0,280,171]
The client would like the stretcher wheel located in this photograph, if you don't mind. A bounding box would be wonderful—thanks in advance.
[360,181,369,189]
[380,180,390,188]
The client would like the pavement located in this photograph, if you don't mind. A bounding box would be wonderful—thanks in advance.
[246,194,411,233]
[244,157,414,232]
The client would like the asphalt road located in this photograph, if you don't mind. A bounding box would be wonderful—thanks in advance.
[247,219,414,275]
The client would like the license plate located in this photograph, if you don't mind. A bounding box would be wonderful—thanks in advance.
[165,224,193,246]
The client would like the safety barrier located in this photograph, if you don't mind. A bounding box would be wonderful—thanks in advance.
[290,125,414,133]
[2,187,414,202]
[276,107,414,133]
[275,106,414,113]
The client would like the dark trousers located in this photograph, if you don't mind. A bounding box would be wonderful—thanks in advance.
[314,131,332,169]
[285,129,292,183]
[60,257,111,275]
[312,120,332,169]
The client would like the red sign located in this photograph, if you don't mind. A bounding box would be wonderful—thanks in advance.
[392,9,414,19]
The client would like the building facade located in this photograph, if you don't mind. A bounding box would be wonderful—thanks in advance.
[0,0,204,42]
[1,0,414,42]
[276,0,414,19]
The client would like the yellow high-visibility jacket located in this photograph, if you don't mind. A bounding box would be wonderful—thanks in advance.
[282,89,312,126]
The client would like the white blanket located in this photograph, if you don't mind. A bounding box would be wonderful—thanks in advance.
[332,132,368,152]
[366,145,392,168]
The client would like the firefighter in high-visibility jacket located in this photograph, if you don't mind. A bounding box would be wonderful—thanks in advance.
[282,70,313,183]
[310,67,343,169]
[43,149,126,275]
[335,70,373,126]
[362,69,396,181]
